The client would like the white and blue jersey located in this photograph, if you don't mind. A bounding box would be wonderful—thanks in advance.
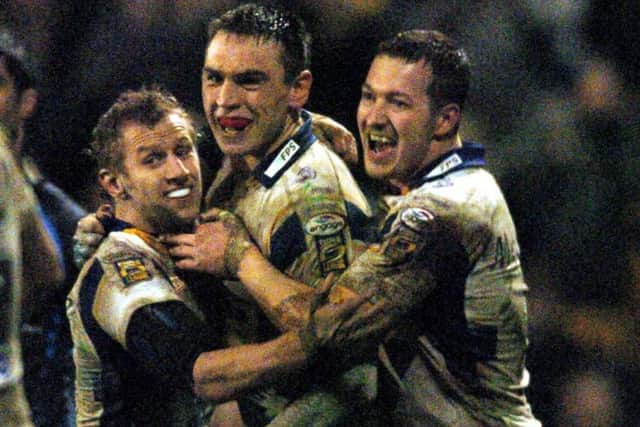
[67,219,217,426]
[332,142,541,427]
[204,110,372,425]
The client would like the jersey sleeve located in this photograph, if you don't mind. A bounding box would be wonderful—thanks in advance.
[91,253,184,347]
[328,205,447,347]
[125,300,214,385]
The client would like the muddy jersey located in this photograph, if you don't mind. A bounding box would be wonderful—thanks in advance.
[67,220,215,426]
[332,142,541,426]
[204,110,372,424]
[205,110,371,289]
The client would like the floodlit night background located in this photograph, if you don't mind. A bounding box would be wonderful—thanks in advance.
[3,1,639,425]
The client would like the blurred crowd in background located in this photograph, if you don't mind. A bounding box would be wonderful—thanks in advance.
[2,1,639,426]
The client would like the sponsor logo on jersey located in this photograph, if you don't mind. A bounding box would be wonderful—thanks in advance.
[265,139,300,178]
[316,232,348,274]
[304,213,345,237]
[400,207,434,233]
[296,166,317,183]
[426,153,463,179]
[306,214,348,274]
[114,258,151,286]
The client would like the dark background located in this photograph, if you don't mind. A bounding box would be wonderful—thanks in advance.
[3,1,639,425]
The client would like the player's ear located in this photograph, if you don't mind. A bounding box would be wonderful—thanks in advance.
[433,103,460,140]
[18,88,38,121]
[98,168,126,199]
[288,70,312,110]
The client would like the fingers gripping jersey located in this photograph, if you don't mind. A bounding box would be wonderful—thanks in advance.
[66,226,210,426]
[333,143,541,427]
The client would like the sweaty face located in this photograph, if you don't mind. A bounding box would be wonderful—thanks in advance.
[118,112,202,234]
[357,55,437,183]
[201,32,292,158]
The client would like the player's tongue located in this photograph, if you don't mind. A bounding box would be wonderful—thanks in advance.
[219,117,252,132]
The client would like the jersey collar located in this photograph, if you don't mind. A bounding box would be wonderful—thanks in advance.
[253,109,317,188]
[101,216,169,257]
[408,141,486,189]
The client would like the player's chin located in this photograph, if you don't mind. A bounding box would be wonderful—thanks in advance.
[166,206,200,230]
[179,207,201,224]
[364,160,395,181]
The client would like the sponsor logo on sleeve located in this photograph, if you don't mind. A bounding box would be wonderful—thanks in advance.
[305,213,345,237]
[114,258,151,286]
[305,214,348,274]
[400,207,434,233]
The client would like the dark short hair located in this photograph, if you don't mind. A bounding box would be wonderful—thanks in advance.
[377,30,470,110]
[90,86,195,172]
[0,27,39,93]
[206,3,311,85]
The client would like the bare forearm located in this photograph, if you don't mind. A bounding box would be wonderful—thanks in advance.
[236,246,315,330]
[192,331,308,402]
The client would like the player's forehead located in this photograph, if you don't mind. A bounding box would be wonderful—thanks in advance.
[204,32,285,75]
[121,112,193,152]
[364,55,432,99]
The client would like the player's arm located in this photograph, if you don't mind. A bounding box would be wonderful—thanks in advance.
[192,329,309,401]
[165,209,315,331]
[193,281,370,402]
[196,207,439,346]
[124,285,368,403]
[122,296,310,402]
[166,208,385,339]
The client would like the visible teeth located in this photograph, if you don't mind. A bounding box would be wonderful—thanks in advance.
[369,134,395,152]
[222,127,240,135]
[167,188,191,198]
[369,134,393,144]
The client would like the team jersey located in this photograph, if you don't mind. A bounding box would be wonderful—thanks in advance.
[332,142,541,427]
[204,110,373,424]
[67,220,214,426]
[205,110,371,286]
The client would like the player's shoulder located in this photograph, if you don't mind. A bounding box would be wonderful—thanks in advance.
[289,143,370,209]
[411,169,501,217]
[79,233,183,343]
[83,232,173,297]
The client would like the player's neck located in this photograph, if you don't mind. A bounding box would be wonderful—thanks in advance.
[113,203,156,235]
[426,133,462,164]
[242,112,300,171]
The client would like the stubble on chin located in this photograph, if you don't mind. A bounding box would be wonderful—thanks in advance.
[147,206,197,234]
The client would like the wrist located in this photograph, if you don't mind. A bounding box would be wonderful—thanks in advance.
[225,238,255,277]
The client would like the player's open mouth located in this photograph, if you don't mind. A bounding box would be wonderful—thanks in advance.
[368,134,396,154]
[218,117,252,136]
[166,187,192,199]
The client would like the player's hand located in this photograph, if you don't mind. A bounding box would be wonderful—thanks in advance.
[163,207,254,277]
[310,112,359,167]
[72,204,112,268]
